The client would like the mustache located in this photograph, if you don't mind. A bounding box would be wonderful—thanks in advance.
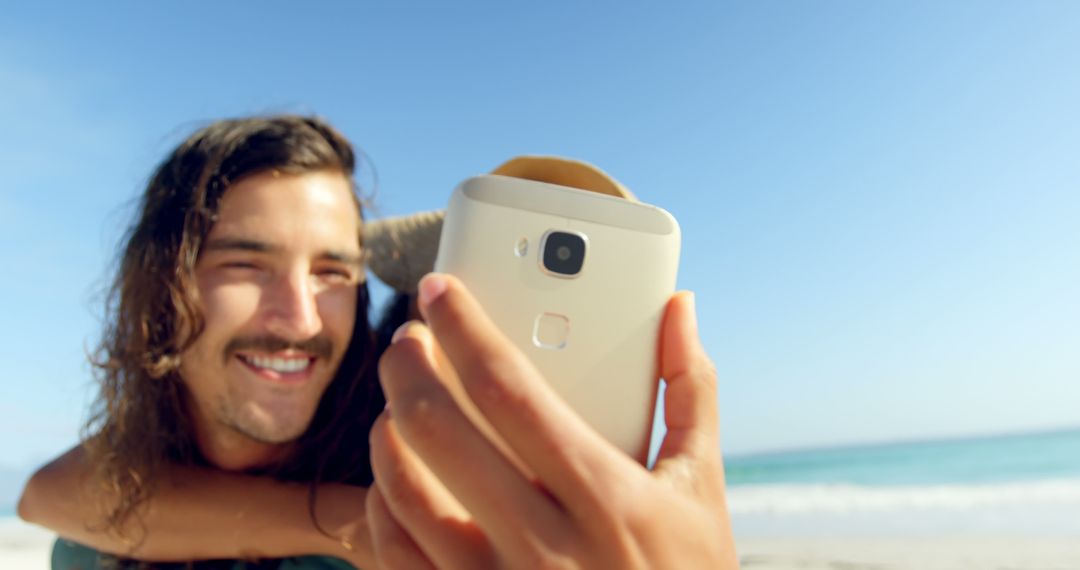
[224,335,334,362]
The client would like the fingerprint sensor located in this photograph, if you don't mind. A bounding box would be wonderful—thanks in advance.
[533,313,570,350]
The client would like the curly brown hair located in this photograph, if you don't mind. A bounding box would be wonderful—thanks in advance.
[83,115,386,545]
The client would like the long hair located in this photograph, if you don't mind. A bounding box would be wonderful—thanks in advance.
[83,115,387,544]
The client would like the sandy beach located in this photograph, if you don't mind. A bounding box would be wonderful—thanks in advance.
[0,517,52,569]
[4,518,1080,570]
[4,519,1080,570]
[737,536,1080,570]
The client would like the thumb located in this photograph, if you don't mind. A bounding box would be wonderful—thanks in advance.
[652,292,721,467]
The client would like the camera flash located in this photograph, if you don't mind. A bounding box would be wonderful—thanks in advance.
[514,237,529,257]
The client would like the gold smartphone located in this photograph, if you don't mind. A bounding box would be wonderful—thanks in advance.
[434,175,680,463]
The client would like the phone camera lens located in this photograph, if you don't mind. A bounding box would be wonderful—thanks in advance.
[542,231,587,276]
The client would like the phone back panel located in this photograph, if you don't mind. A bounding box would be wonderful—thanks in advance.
[434,175,681,463]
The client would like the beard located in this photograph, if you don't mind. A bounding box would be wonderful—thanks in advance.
[214,333,338,444]
[214,383,324,444]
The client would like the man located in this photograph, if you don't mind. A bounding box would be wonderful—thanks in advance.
[21,116,386,569]
[20,115,738,569]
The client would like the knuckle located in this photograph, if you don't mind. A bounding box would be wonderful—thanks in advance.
[470,355,523,406]
[378,340,421,389]
[459,343,536,407]
[366,442,421,515]
[427,280,469,328]
[375,456,417,509]
[688,355,718,388]
[367,415,388,460]
[378,344,459,451]
[394,389,454,447]
[593,473,643,522]
[364,482,383,513]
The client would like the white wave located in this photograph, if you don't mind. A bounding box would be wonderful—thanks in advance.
[727,478,1080,514]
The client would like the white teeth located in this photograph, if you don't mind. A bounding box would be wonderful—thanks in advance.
[243,355,311,373]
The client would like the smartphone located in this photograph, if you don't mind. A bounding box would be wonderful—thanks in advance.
[434,174,681,463]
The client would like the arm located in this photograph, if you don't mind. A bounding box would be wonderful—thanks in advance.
[366,274,738,569]
[18,446,375,568]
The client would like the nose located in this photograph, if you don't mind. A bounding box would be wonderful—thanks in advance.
[264,270,322,341]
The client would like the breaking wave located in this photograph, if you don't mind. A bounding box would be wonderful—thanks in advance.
[728,478,1080,514]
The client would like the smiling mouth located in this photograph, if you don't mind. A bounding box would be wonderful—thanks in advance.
[237,354,316,379]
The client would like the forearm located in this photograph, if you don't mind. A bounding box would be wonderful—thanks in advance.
[137,469,371,564]
[18,446,373,566]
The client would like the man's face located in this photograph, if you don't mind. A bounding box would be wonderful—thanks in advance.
[179,169,363,468]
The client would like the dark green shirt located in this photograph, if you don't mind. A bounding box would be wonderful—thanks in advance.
[52,538,356,570]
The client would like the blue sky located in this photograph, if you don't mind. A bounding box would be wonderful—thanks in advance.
[2,1,1078,498]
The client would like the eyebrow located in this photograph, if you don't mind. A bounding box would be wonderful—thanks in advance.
[204,238,279,254]
[204,237,365,267]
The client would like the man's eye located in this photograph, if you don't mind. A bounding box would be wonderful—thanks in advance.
[222,262,259,270]
[317,268,355,281]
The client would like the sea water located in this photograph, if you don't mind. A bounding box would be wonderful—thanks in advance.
[724,428,1080,537]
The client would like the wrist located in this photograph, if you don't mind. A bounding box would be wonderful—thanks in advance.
[313,483,374,567]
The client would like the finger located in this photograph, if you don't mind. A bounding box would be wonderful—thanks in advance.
[653,292,721,466]
[369,410,493,569]
[378,322,566,554]
[366,482,436,570]
[421,322,532,477]
[415,274,638,509]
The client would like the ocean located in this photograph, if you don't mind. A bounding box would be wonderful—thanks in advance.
[724,427,1080,537]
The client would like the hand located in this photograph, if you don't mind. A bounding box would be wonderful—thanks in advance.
[366,273,738,569]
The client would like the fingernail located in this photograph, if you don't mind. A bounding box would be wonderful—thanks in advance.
[682,291,698,331]
[391,321,418,344]
[418,273,448,314]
